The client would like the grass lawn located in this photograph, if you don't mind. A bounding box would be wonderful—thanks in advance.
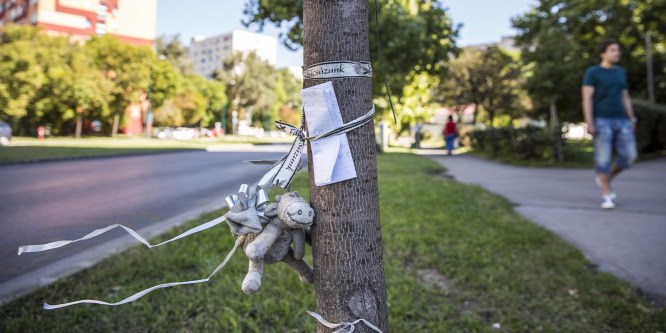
[0,136,293,162]
[1,153,664,332]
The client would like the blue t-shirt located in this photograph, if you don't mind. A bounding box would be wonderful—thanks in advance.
[582,65,627,119]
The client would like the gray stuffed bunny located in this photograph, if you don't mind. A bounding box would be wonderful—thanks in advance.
[225,191,315,294]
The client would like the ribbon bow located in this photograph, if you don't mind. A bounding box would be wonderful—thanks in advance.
[249,105,375,190]
[224,184,270,236]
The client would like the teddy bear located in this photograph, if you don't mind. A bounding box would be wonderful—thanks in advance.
[224,191,315,294]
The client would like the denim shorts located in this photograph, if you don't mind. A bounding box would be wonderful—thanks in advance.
[593,117,637,174]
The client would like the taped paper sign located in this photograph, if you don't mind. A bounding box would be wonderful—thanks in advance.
[301,82,357,186]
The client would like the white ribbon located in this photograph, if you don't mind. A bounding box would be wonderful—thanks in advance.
[43,234,246,309]
[259,105,375,189]
[18,216,227,255]
[307,311,383,333]
[303,61,372,80]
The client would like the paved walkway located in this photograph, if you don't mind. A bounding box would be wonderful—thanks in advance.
[418,150,666,301]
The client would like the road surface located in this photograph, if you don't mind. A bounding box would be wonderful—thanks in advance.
[0,148,294,289]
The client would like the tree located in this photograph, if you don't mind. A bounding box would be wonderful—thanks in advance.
[443,47,524,126]
[0,25,55,132]
[156,34,193,75]
[513,0,666,121]
[213,51,277,133]
[303,1,388,332]
[242,0,459,120]
[84,35,177,137]
[269,68,303,128]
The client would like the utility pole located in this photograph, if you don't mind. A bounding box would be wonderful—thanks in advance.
[645,33,655,104]
[303,1,389,332]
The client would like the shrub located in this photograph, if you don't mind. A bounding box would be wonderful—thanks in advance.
[633,100,666,153]
[465,126,560,162]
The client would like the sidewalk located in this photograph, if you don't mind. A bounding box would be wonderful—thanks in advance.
[418,150,666,301]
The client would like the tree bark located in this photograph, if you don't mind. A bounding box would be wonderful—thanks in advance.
[111,109,120,138]
[303,1,389,332]
[549,95,564,163]
[75,113,83,139]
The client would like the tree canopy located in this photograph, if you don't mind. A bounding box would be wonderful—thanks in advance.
[242,0,459,122]
[513,0,666,123]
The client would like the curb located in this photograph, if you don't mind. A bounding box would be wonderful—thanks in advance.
[0,148,202,166]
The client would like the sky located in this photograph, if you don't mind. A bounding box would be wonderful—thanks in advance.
[155,0,537,68]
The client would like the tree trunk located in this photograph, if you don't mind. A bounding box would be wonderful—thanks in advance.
[112,109,120,138]
[303,1,389,332]
[549,95,564,163]
[75,113,83,139]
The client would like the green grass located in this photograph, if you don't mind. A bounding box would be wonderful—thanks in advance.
[1,153,664,332]
[0,136,293,162]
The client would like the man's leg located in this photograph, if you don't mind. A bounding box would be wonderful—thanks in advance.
[610,119,638,182]
[593,119,613,196]
[608,163,623,182]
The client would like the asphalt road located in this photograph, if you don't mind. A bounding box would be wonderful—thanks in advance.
[0,148,293,285]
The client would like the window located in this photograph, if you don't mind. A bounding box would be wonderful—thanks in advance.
[95,22,106,35]
[112,7,119,17]
[110,21,118,31]
[84,18,91,28]
[0,20,4,28]
[30,12,37,24]
[97,4,107,20]
[84,0,92,9]
[0,4,4,14]
[30,0,38,6]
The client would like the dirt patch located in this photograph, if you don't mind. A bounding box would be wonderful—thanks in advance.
[415,268,454,292]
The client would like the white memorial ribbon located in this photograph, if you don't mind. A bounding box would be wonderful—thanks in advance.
[264,105,375,189]
[303,61,372,80]
[18,216,227,255]
[307,311,383,333]
[43,234,246,309]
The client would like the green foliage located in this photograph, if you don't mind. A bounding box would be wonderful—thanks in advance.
[214,51,277,131]
[0,25,61,121]
[242,0,460,121]
[2,153,664,331]
[270,68,303,128]
[513,0,666,123]
[466,126,561,162]
[443,47,526,126]
[155,34,193,75]
[0,25,230,134]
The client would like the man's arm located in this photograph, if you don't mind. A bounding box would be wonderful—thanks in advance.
[582,86,595,135]
[622,89,637,132]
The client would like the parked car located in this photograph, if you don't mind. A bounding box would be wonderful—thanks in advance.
[0,121,12,146]
[173,127,196,140]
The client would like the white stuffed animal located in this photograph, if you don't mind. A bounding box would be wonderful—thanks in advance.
[225,191,315,294]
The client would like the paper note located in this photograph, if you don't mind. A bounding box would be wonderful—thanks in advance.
[301,82,357,186]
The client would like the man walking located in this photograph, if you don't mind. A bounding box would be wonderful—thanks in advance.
[582,39,638,209]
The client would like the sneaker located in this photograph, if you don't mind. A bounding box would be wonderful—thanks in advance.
[595,176,616,200]
[601,194,616,209]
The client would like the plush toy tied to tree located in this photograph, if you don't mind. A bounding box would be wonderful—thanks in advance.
[225,191,315,294]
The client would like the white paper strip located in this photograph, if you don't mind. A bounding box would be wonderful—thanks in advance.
[18,216,227,255]
[43,235,245,309]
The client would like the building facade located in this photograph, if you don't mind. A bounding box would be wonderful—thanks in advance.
[189,30,278,78]
[0,0,156,46]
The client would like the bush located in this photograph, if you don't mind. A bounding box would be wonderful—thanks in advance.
[633,100,666,153]
[465,126,560,162]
